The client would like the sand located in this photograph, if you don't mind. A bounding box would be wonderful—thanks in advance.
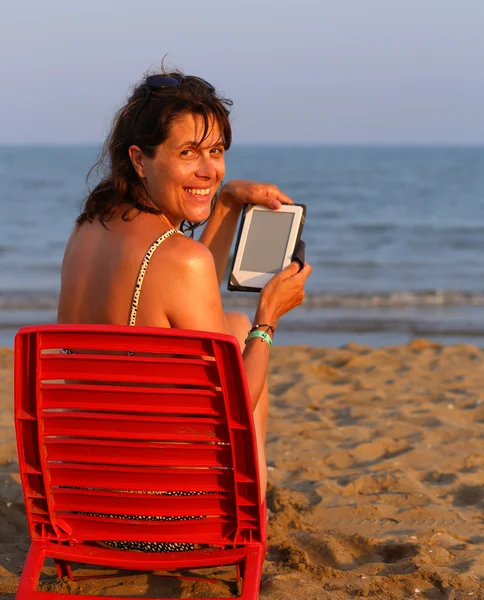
[1,340,484,599]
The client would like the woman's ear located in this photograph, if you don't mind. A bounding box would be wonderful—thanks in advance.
[128,145,146,179]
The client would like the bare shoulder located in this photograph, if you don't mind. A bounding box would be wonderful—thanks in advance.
[143,233,219,302]
[142,233,224,330]
[154,233,216,274]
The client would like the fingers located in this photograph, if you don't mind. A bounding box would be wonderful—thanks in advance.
[291,262,313,282]
[224,180,295,210]
[274,261,311,284]
[261,261,312,317]
[263,185,294,209]
[284,260,311,274]
[277,193,294,205]
[268,187,294,207]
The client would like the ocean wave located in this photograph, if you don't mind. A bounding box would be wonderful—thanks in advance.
[348,223,484,235]
[350,223,398,233]
[0,292,59,310]
[278,319,484,336]
[0,245,13,255]
[221,290,484,309]
[20,178,63,190]
[4,289,484,311]
[300,290,484,308]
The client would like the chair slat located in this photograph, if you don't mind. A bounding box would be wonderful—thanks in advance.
[42,413,229,443]
[48,465,233,493]
[41,385,225,416]
[40,355,220,387]
[40,330,216,356]
[51,516,247,544]
[45,439,233,468]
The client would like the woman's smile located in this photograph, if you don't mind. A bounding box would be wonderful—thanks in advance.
[184,187,211,196]
[183,186,213,203]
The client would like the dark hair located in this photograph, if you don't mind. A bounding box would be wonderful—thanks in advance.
[77,69,233,235]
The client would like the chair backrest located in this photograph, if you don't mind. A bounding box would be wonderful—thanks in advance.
[14,324,263,548]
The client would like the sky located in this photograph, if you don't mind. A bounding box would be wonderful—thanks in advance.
[1,0,483,145]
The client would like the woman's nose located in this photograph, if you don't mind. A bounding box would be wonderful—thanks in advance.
[195,154,217,179]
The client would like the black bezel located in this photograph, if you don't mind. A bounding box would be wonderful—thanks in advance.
[227,203,306,293]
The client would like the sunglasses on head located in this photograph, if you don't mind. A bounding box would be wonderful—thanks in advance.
[131,74,215,129]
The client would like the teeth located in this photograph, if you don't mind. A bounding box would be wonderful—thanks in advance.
[185,188,211,196]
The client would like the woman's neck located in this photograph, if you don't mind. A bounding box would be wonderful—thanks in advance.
[141,195,181,230]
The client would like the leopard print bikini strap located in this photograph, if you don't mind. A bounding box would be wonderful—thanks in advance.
[128,228,180,326]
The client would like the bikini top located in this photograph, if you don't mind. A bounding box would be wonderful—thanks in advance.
[128,228,181,326]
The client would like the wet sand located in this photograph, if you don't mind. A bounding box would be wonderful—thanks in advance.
[1,341,484,598]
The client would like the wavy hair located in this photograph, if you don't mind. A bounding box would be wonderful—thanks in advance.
[77,69,232,236]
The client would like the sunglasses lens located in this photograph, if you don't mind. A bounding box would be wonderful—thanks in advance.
[146,75,183,88]
[189,76,215,91]
[145,74,215,91]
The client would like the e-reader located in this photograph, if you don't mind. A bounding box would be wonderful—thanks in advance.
[228,204,306,292]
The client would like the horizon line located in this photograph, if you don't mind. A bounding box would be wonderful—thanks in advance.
[1,141,484,149]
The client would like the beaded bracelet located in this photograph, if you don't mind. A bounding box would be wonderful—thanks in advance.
[250,323,276,336]
[245,329,273,349]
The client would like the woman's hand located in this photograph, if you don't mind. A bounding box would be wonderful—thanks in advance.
[257,261,312,325]
[218,180,294,210]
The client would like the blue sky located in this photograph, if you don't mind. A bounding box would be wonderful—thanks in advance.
[1,0,483,144]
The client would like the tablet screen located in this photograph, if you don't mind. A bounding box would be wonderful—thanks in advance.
[240,211,295,274]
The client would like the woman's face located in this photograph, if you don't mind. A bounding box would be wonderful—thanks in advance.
[130,112,226,226]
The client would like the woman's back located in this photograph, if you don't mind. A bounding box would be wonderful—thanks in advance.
[58,208,176,328]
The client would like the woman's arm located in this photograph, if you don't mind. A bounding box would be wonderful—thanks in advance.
[199,181,295,287]
[198,191,241,286]
[152,235,311,411]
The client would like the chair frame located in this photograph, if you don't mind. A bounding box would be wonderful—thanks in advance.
[14,324,266,599]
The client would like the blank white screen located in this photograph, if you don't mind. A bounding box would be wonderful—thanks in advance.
[240,211,295,274]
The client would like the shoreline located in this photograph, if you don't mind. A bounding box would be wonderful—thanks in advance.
[1,342,484,597]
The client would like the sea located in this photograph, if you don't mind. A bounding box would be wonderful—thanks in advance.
[1,144,484,348]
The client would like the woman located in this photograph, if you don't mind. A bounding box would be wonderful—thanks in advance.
[58,70,312,548]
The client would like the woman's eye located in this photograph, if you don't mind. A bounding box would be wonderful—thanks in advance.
[180,149,194,157]
[211,147,224,155]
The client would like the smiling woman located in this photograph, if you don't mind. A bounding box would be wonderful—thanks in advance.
[57,65,312,552]
[75,72,232,234]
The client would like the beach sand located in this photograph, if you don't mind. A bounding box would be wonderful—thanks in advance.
[1,341,484,598]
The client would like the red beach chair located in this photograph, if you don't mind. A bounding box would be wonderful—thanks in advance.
[14,324,266,599]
